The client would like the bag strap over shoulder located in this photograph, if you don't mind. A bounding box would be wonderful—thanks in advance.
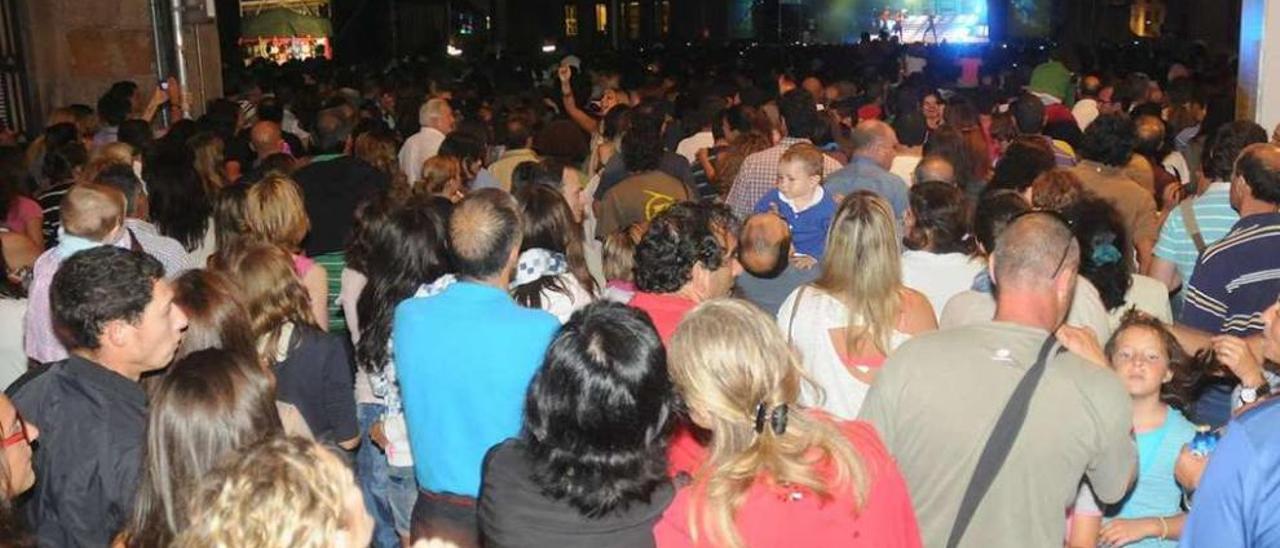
[786,286,807,344]
[946,335,1059,548]
[1180,199,1207,255]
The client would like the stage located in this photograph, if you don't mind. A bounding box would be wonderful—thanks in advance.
[871,12,989,44]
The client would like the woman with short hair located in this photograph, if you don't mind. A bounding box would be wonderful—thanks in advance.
[173,436,373,548]
[657,299,921,547]
[900,180,984,318]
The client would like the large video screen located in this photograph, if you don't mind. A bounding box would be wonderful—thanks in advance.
[812,0,991,44]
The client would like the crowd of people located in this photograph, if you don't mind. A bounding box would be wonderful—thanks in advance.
[0,34,1279,547]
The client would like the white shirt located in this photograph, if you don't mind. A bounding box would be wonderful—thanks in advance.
[1073,98,1100,132]
[891,153,922,186]
[535,273,596,324]
[1107,274,1175,329]
[900,250,985,321]
[399,126,447,185]
[675,131,715,164]
[776,286,911,419]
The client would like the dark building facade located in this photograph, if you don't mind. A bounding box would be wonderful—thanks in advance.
[499,0,733,54]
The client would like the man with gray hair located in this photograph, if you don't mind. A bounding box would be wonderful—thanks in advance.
[861,212,1136,548]
[824,119,909,220]
[399,97,457,185]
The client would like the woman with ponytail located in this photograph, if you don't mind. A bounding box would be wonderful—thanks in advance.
[656,299,921,548]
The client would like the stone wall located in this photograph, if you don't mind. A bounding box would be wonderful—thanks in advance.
[19,0,222,130]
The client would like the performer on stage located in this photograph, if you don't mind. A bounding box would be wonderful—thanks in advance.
[923,11,939,43]
[893,10,906,40]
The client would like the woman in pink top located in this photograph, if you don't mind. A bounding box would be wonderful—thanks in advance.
[1,148,44,250]
[656,299,921,548]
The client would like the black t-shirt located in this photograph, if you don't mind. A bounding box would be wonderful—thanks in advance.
[274,324,359,444]
[479,438,675,548]
[292,156,390,256]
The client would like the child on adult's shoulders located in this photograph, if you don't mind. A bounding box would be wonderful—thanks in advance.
[752,143,836,269]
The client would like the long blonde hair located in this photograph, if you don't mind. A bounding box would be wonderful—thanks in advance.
[212,241,316,365]
[172,436,354,548]
[667,299,868,548]
[815,191,903,355]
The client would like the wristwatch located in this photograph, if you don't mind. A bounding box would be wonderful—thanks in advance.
[1240,382,1272,404]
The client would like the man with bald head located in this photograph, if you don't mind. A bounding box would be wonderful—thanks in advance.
[912,154,956,186]
[249,120,285,165]
[824,119,909,220]
[394,188,558,544]
[735,212,819,315]
[1179,143,1280,426]
[399,97,457,185]
[861,212,1136,548]
[1072,74,1104,131]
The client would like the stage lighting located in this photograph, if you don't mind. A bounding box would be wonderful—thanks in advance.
[542,44,558,53]
[447,44,463,57]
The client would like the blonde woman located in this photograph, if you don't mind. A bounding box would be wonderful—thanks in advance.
[244,174,329,329]
[418,155,465,202]
[173,436,373,548]
[213,242,358,450]
[776,191,937,419]
[656,299,921,548]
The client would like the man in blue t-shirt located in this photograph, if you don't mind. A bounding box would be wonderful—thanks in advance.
[1181,397,1280,546]
[394,189,559,544]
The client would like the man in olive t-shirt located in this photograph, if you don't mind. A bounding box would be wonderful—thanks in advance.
[594,170,693,240]
[860,213,1136,548]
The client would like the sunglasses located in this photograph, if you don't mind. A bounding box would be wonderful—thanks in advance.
[2,413,29,449]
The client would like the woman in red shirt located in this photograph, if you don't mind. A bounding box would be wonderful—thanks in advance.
[656,298,921,548]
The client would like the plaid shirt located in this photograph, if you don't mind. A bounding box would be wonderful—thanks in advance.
[726,138,843,221]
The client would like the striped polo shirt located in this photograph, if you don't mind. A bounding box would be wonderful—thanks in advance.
[1154,182,1240,294]
[1183,212,1280,336]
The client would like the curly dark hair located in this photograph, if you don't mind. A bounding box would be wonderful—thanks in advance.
[1078,114,1136,167]
[634,202,737,294]
[1203,121,1268,182]
[1064,197,1131,311]
[904,181,974,255]
[1105,310,1199,412]
[621,110,663,174]
[354,196,453,374]
[51,246,165,351]
[521,301,675,517]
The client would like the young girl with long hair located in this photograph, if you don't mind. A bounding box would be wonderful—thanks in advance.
[1069,312,1197,548]
[510,183,596,323]
[657,299,921,547]
[777,192,936,418]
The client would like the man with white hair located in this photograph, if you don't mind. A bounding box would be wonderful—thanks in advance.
[399,97,456,185]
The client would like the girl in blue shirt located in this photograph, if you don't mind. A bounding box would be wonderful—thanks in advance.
[1098,312,1198,547]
